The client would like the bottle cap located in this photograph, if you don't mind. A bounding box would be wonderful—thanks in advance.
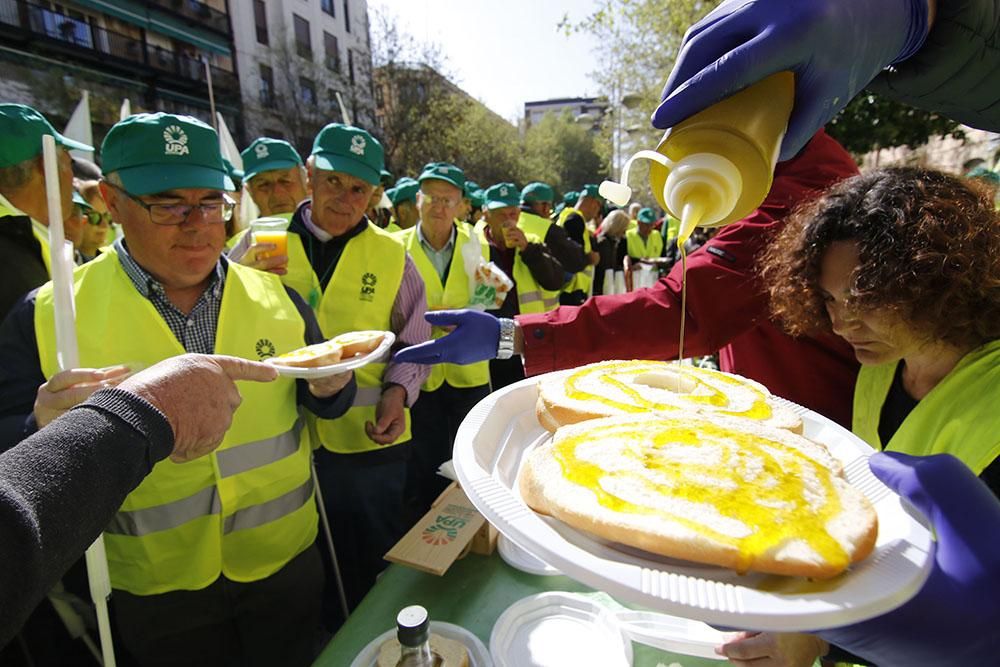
[396,605,431,647]
[662,153,742,229]
[599,180,632,207]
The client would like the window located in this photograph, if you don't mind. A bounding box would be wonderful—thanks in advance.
[343,0,350,32]
[253,0,268,45]
[293,14,311,59]
[300,76,316,106]
[323,31,339,72]
[347,48,355,85]
[321,0,334,17]
[259,64,275,108]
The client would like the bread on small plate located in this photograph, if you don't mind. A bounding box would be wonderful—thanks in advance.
[267,340,343,368]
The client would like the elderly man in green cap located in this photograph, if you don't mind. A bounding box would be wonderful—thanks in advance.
[240,137,308,219]
[556,183,603,305]
[516,181,588,301]
[0,112,356,666]
[0,103,93,319]
[480,182,565,388]
[398,161,492,514]
[386,177,419,232]
[266,123,430,614]
[626,206,665,261]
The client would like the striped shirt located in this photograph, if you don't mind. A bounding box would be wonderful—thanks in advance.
[114,239,225,354]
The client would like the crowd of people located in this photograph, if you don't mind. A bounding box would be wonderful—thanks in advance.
[1,0,1000,665]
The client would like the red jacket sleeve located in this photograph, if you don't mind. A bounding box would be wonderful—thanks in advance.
[518,129,861,377]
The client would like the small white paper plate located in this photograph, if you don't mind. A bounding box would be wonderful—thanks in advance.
[266,331,394,379]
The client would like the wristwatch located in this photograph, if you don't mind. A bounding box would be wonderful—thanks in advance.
[496,318,516,360]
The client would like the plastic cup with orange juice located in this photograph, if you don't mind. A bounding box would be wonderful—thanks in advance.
[250,217,290,261]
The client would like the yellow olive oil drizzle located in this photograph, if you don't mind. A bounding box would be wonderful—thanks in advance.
[553,419,849,573]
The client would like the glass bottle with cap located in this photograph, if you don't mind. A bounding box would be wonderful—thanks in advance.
[395,605,443,667]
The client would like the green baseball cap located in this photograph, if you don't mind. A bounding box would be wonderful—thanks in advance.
[223,158,244,184]
[463,180,480,198]
[311,123,384,186]
[72,190,92,210]
[483,182,520,210]
[418,162,465,190]
[563,190,579,205]
[521,182,555,204]
[241,138,303,181]
[0,104,93,168]
[637,207,657,223]
[469,188,485,208]
[380,169,393,187]
[966,166,1000,185]
[101,113,234,195]
[389,178,419,205]
[580,184,603,200]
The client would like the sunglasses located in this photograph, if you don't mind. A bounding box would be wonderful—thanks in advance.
[86,211,113,226]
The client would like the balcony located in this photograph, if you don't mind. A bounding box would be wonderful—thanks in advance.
[0,0,237,92]
[146,0,229,36]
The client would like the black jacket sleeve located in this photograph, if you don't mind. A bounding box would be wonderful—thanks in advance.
[0,388,174,646]
[868,0,1000,132]
[0,217,49,323]
[543,223,588,274]
[520,243,567,291]
[0,291,43,453]
[286,286,357,420]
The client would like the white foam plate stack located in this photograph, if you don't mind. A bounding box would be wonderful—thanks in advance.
[453,372,935,633]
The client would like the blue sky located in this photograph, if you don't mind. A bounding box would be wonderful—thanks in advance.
[371,0,603,122]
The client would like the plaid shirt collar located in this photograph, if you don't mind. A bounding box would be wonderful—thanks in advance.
[114,237,225,300]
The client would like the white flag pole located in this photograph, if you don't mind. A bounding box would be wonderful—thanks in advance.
[43,135,117,667]
[119,98,131,121]
[63,91,92,161]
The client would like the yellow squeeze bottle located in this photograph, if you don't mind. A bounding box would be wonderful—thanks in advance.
[601,71,794,245]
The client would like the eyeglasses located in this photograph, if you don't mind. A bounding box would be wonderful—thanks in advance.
[107,182,234,226]
[86,211,113,226]
[421,193,459,209]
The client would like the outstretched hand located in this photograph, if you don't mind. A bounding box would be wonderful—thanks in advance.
[391,310,501,366]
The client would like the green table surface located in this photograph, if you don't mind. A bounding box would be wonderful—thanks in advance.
[314,551,727,667]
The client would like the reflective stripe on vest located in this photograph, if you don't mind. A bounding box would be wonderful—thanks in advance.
[312,222,410,452]
[401,224,491,391]
[34,254,316,595]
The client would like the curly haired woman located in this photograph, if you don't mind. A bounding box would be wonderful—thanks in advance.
[720,167,1000,667]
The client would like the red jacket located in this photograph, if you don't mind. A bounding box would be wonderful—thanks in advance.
[517,130,861,428]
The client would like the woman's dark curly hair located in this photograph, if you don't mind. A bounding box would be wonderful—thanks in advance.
[761,167,1000,348]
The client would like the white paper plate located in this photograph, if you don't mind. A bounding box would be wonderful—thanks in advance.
[453,371,935,632]
[350,620,492,667]
[491,592,632,667]
[498,534,561,577]
[266,331,394,379]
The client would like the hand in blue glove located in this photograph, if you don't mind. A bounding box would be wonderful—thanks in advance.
[815,451,1000,666]
[391,309,500,366]
[651,0,931,161]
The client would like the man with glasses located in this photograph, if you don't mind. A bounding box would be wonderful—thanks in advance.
[398,162,493,515]
[0,113,356,666]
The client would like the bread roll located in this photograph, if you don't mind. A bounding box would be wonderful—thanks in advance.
[520,413,877,579]
[537,360,803,433]
[332,330,386,358]
[267,340,343,368]
[376,632,470,667]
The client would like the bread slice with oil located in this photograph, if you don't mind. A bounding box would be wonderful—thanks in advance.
[267,339,343,368]
[537,360,803,434]
[519,413,877,579]
[332,330,386,358]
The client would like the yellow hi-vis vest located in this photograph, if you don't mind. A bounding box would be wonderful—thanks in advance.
[852,340,1000,475]
[400,224,491,391]
[510,231,560,314]
[34,253,316,595]
[626,227,664,259]
[556,206,594,295]
[517,210,552,240]
[312,222,410,452]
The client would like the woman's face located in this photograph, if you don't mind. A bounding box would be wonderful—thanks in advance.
[818,240,923,365]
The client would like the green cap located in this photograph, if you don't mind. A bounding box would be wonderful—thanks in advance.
[637,207,656,223]
[563,190,579,205]
[223,158,244,184]
[580,184,603,200]
[311,123,384,185]
[469,188,485,208]
[0,104,93,168]
[101,113,234,195]
[418,162,465,190]
[521,181,555,204]
[463,180,481,199]
[966,166,1000,185]
[389,178,419,205]
[380,169,394,186]
[72,190,92,210]
[241,138,303,181]
[483,182,520,210]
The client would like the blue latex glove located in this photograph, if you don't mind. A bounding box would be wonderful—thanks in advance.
[391,309,500,366]
[815,452,1000,666]
[651,0,931,161]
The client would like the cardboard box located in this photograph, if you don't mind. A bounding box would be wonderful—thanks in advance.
[385,483,489,576]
